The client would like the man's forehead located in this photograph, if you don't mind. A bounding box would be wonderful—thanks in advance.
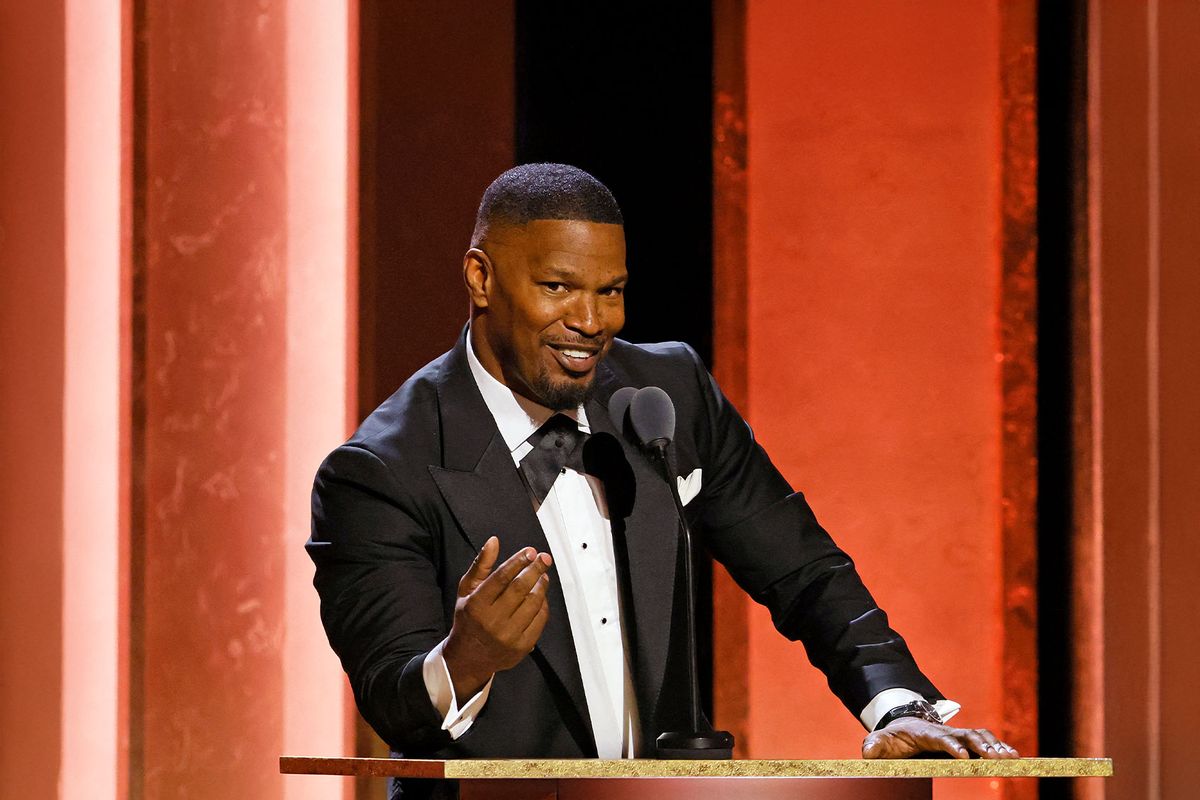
[485,218,625,252]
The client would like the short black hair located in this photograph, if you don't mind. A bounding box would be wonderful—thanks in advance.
[471,163,623,246]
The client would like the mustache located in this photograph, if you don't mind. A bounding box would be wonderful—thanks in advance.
[543,335,607,348]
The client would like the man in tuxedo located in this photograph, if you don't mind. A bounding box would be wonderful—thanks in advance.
[308,164,1017,776]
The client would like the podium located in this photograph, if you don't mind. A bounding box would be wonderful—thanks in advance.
[281,756,1111,799]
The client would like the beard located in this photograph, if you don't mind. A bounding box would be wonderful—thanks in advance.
[529,362,597,410]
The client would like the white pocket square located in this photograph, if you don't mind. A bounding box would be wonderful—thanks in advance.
[677,468,703,507]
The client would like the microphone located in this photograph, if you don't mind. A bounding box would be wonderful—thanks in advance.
[629,386,675,451]
[619,387,735,760]
[608,386,638,433]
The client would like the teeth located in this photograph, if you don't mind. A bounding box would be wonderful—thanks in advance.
[560,348,591,359]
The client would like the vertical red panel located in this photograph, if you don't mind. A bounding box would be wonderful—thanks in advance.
[1088,4,1154,799]
[1,4,130,796]
[357,0,515,415]
[139,1,288,796]
[1081,3,1200,799]
[711,0,751,758]
[1071,6,1104,795]
[1157,3,1200,797]
[741,6,1009,800]
[118,3,135,794]
[0,3,67,797]
[997,1,1040,775]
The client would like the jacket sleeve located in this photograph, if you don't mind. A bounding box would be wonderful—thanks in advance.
[678,345,945,716]
[306,443,453,753]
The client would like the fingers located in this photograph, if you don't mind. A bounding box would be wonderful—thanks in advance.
[935,733,970,759]
[474,546,550,603]
[962,729,993,758]
[986,730,1019,758]
[951,728,1020,760]
[458,536,499,597]
[500,559,553,655]
[478,548,552,607]
[861,732,890,759]
[493,554,553,615]
[510,571,549,625]
[515,591,552,651]
[971,728,1019,759]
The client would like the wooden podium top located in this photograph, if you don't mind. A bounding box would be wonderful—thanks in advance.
[280,756,1112,780]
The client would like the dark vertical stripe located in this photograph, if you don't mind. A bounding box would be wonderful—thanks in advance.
[1037,1,1088,795]
[514,0,714,365]
[128,0,148,795]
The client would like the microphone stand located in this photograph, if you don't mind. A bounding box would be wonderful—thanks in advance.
[647,439,735,760]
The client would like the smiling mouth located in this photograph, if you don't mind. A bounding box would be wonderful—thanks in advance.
[547,343,603,374]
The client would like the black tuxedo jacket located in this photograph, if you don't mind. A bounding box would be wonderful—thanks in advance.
[308,330,941,761]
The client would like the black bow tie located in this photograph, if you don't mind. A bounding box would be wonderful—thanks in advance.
[518,414,589,506]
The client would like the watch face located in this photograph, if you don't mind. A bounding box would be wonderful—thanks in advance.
[911,700,942,722]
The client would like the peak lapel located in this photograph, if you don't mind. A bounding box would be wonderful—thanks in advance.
[427,330,593,751]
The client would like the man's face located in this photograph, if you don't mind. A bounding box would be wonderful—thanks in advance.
[468,219,627,410]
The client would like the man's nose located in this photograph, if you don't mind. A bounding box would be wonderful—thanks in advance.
[564,294,602,336]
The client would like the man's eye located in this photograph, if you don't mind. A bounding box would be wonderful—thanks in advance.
[601,287,625,297]
[543,282,568,293]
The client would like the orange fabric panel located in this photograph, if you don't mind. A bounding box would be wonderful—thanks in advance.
[740,5,1006,796]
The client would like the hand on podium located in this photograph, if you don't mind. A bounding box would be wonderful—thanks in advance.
[862,717,1019,760]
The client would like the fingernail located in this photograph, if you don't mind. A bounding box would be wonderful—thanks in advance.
[522,548,534,562]
[540,553,553,566]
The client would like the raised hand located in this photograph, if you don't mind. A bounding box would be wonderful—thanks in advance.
[442,536,553,699]
[862,717,1019,760]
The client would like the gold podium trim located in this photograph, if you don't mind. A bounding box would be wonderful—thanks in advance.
[280,756,1112,780]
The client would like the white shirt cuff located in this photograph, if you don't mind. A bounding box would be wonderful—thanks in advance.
[422,639,494,740]
[859,687,961,731]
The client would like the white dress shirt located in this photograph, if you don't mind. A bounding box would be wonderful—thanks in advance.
[422,332,959,752]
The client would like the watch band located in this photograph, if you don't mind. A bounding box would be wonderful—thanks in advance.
[872,699,944,732]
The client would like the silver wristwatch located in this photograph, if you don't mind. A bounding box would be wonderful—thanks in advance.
[873,699,944,732]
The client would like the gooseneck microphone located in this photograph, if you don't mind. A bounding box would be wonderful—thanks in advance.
[615,386,735,760]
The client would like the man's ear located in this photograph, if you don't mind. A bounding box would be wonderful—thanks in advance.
[463,248,492,309]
